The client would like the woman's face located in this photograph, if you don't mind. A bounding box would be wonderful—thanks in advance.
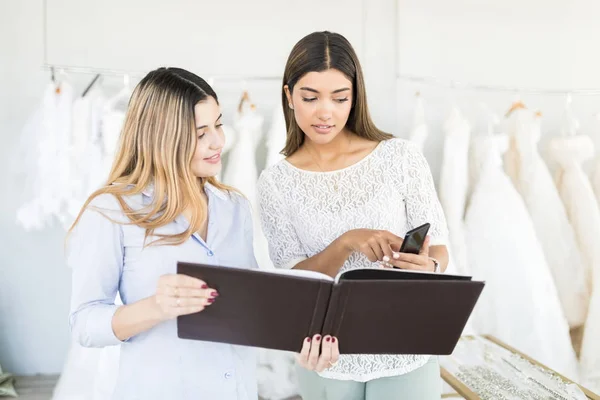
[191,97,225,178]
[285,68,353,146]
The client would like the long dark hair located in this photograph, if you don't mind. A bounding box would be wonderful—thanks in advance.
[281,31,393,156]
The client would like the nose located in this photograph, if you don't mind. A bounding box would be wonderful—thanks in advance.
[209,127,225,151]
[317,101,333,122]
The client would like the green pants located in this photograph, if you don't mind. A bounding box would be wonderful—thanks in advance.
[295,356,441,400]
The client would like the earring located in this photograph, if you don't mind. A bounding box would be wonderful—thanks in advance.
[289,103,294,109]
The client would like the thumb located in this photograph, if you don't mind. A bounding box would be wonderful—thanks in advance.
[419,235,430,256]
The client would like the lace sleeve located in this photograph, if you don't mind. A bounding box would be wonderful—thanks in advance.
[401,141,449,246]
[257,170,308,269]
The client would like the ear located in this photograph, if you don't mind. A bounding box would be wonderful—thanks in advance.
[283,85,293,109]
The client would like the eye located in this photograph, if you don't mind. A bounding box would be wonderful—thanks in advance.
[216,123,223,128]
[198,133,206,139]
[302,97,317,102]
[335,98,349,103]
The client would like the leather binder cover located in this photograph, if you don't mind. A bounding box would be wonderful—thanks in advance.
[176,262,331,352]
[322,269,484,355]
[177,262,485,355]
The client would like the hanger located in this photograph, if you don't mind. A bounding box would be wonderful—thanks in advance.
[505,97,526,118]
[81,74,101,97]
[105,74,133,111]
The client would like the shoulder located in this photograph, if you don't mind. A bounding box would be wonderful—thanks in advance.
[379,137,421,157]
[206,182,252,218]
[258,161,289,190]
[85,192,133,224]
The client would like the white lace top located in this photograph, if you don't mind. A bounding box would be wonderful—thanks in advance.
[257,138,449,382]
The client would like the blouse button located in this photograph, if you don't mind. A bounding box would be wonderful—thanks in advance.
[224,371,233,379]
[207,250,214,257]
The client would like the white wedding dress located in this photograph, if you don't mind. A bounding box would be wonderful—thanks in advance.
[408,94,428,151]
[265,106,287,168]
[16,81,74,231]
[438,107,471,277]
[593,156,600,209]
[548,132,600,392]
[504,110,589,328]
[464,133,579,381]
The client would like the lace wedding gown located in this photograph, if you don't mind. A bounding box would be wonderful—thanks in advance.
[464,133,579,381]
[503,110,588,328]
[548,133,600,392]
[16,81,74,231]
[438,108,471,277]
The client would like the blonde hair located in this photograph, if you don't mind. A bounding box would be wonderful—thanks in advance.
[69,67,236,246]
[281,31,393,156]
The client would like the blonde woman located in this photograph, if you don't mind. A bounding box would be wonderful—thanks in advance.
[258,32,450,399]
[67,67,338,400]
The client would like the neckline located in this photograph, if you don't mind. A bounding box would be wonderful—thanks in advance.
[281,140,386,175]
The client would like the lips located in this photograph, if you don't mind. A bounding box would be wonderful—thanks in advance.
[312,124,334,134]
[204,152,221,163]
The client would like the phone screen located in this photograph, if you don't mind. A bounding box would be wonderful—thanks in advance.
[399,223,430,254]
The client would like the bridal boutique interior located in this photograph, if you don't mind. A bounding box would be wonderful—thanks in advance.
[2,0,600,399]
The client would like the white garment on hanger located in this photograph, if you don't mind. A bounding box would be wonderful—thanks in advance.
[548,134,600,392]
[222,101,272,270]
[16,81,74,231]
[464,133,579,381]
[438,107,470,277]
[265,106,286,168]
[408,94,428,151]
[503,110,589,328]
[593,157,600,209]
[65,89,107,227]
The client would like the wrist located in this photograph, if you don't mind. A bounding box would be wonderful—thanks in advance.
[146,296,169,323]
[338,232,355,253]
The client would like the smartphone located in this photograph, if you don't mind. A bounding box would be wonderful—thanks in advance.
[398,223,430,254]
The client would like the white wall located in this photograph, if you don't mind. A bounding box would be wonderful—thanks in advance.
[2,0,600,375]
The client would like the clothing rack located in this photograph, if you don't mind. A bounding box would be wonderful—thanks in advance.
[41,64,282,84]
[397,73,600,96]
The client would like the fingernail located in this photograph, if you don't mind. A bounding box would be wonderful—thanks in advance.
[211,291,219,297]
[332,337,336,343]
[382,256,390,262]
[306,337,311,342]
[207,298,215,303]
[325,336,331,342]
[315,335,321,341]
[393,253,400,259]
[201,284,208,289]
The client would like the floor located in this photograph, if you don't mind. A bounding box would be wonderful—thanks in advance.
[11,375,59,400]
[9,375,302,400]
[9,375,461,399]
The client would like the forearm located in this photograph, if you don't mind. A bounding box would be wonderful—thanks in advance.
[293,236,353,278]
[429,245,449,273]
[111,296,164,341]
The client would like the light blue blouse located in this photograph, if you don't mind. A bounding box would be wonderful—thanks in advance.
[67,183,259,400]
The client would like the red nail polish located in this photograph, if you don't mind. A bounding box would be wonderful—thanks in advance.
[332,337,336,343]
[211,291,219,297]
[306,337,311,342]
[201,284,208,289]
[326,337,331,342]
[315,335,321,341]
[207,298,215,303]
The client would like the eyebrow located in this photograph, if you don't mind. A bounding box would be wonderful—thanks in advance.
[299,87,350,94]
[197,113,222,130]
